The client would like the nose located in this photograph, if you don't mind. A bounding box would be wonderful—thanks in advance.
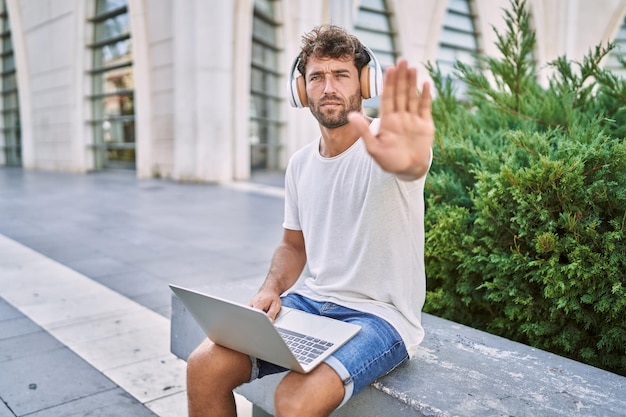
[323,75,337,94]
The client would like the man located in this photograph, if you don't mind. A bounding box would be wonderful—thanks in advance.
[187,24,434,417]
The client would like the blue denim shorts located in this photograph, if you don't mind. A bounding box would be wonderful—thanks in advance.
[249,293,409,407]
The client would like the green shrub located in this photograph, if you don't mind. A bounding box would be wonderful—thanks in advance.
[423,0,626,376]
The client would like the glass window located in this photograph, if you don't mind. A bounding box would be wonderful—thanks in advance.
[0,0,21,166]
[89,0,135,170]
[250,0,283,171]
[94,13,129,41]
[440,27,477,50]
[253,0,274,17]
[360,0,386,12]
[436,0,479,98]
[443,11,475,33]
[356,30,394,52]
[607,16,626,77]
[354,0,398,117]
[356,9,391,32]
[96,0,127,15]
[448,0,471,14]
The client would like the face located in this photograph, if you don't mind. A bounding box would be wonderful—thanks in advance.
[305,56,362,129]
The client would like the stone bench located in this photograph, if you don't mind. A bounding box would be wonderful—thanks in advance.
[170,290,626,416]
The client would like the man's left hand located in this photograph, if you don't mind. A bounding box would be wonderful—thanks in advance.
[348,59,434,181]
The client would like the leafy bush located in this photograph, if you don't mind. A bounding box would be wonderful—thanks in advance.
[423,0,626,376]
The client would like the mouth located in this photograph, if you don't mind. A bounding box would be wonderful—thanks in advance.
[318,93,344,107]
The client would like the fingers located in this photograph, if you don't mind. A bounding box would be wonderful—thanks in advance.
[266,299,282,321]
[417,81,433,120]
[407,67,419,114]
[348,112,381,155]
[395,60,409,112]
[380,59,424,116]
[250,296,282,321]
[379,65,396,117]
[348,112,376,142]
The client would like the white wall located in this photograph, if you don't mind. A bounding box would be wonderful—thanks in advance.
[128,0,154,179]
[8,0,83,171]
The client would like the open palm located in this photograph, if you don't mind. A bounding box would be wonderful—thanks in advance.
[349,60,434,181]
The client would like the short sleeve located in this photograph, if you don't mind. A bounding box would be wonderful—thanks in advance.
[282,158,301,231]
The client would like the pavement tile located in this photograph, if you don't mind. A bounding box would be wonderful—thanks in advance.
[32,244,101,265]
[143,391,251,417]
[92,269,164,299]
[145,391,187,417]
[62,256,136,279]
[69,324,171,371]
[48,308,165,345]
[0,260,94,298]
[18,292,146,328]
[131,290,173,318]
[0,273,108,309]
[87,242,166,264]
[0,401,14,417]
[104,355,186,403]
[132,256,216,280]
[166,252,268,281]
[0,347,116,416]
[0,298,22,321]
[0,329,63,363]
[25,388,159,417]
[186,276,261,304]
[3,234,99,263]
[0,316,41,340]
[0,223,46,241]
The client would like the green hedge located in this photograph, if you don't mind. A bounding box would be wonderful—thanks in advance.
[423,0,626,376]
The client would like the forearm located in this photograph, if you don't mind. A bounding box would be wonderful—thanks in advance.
[260,240,306,295]
[250,229,305,318]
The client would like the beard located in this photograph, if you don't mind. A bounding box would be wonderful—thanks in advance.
[308,91,362,129]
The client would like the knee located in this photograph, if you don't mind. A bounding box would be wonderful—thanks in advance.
[274,367,344,416]
[187,340,216,384]
[188,339,216,370]
[274,383,308,417]
[187,339,251,390]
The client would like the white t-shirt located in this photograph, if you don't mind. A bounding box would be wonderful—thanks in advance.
[283,119,428,356]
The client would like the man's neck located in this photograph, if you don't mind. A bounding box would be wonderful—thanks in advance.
[318,118,372,158]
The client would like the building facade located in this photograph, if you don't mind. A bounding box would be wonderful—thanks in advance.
[1,0,625,182]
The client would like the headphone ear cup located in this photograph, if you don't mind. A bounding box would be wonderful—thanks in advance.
[360,66,372,99]
[295,75,308,107]
[288,74,308,108]
[288,55,308,108]
[361,46,383,99]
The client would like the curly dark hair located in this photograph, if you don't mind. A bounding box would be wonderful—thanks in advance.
[296,25,371,76]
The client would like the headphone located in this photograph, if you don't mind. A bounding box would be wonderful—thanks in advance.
[287,44,383,108]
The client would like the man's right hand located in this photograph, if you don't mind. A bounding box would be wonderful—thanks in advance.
[248,290,282,321]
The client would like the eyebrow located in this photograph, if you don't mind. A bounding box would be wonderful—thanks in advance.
[308,68,352,78]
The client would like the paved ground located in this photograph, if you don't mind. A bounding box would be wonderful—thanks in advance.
[0,167,286,417]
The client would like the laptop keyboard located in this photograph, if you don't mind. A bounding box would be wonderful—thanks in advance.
[277,328,335,365]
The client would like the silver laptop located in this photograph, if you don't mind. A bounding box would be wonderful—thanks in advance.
[170,284,361,374]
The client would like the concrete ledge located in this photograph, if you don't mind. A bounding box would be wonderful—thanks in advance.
[171,293,626,416]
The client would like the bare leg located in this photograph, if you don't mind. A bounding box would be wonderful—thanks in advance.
[274,363,345,417]
[187,338,252,417]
